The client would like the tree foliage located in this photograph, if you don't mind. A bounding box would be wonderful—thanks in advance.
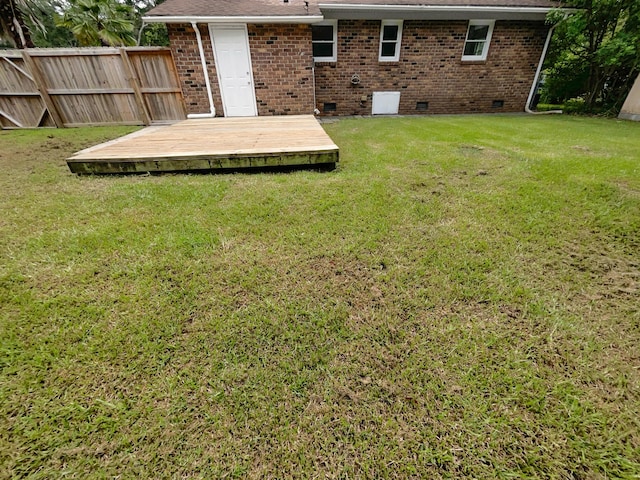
[0,0,168,48]
[0,0,47,48]
[544,0,640,113]
[25,1,76,47]
[57,0,136,46]
[126,0,168,46]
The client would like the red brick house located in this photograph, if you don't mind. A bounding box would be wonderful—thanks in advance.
[143,0,561,117]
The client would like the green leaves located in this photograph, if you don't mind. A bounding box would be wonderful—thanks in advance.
[544,0,640,112]
[57,0,136,47]
[1,0,167,47]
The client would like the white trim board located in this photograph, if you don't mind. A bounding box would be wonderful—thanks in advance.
[319,5,560,20]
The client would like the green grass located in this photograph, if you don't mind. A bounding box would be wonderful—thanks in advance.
[1,115,639,478]
[535,103,564,112]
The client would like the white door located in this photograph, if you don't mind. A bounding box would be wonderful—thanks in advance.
[210,25,257,117]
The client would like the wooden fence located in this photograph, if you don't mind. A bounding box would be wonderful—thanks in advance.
[0,47,186,129]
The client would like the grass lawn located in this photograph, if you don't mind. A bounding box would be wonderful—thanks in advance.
[1,115,639,478]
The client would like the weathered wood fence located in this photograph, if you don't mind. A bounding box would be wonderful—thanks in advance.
[0,47,186,129]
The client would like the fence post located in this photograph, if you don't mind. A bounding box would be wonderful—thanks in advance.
[21,50,65,128]
[120,48,151,126]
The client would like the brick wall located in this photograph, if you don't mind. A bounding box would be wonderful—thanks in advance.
[167,23,315,116]
[248,24,315,115]
[167,24,223,116]
[314,20,549,115]
[168,20,547,117]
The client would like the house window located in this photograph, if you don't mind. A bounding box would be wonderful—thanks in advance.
[379,20,403,62]
[312,20,337,62]
[462,20,495,61]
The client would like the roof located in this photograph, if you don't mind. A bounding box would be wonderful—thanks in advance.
[145,0,561,21]
[146,0,322,18]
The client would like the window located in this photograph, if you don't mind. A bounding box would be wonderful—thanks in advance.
[312,20,337,62]
[462,20,495,61]
[379,20,403,62]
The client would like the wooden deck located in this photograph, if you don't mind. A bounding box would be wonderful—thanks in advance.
[67,115,339,174]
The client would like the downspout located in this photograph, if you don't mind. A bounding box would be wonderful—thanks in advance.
[188,21,216,118]
[312,65,320,115]
[525,23,562,114]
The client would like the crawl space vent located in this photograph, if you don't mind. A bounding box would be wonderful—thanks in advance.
[323,102,337,112]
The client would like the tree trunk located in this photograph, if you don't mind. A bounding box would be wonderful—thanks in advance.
[0,0,35,48]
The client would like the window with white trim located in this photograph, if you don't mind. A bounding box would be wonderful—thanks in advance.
[379,20,403,62]
[312,20,337,62]
[462,20,495,61]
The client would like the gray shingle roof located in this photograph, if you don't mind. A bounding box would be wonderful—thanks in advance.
[147,0,321,17]
[146,0,560,18]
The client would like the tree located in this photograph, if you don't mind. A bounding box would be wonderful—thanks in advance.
[137,22,168,46]
[1,0,169,48]
[0,0,46,48]
[543,0,640,113]
[25,0,76,47]
[57,0,136,47]
[126,0,168,46]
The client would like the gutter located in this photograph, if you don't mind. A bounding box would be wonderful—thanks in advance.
[188,21,216,118]
[525,24,562,114]
[142,15,324,24]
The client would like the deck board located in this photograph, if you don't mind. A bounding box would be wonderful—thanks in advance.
[67,115,339,174]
